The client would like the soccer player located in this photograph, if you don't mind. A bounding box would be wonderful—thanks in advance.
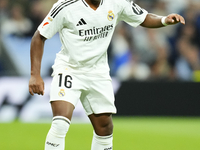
[29,0,185,149]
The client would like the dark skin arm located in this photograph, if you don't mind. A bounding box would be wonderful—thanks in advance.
[29,30,47,96]
[141,13,185,28]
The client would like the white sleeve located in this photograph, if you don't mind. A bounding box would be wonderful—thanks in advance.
[38,2,65,39]
[119,0,148,27]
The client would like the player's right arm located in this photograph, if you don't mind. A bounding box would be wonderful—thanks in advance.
[29,30,46,96]
[29,1,65,96]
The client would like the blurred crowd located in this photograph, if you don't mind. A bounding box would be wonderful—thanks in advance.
[0,0,200,82]
[0,0,57,37]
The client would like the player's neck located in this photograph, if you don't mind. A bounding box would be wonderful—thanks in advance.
[85,0,101,10]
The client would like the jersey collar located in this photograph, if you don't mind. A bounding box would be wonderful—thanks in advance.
[82,0,103,8]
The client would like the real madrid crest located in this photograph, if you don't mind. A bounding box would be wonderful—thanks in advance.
[58,89,65,97]
[107,10,114,21]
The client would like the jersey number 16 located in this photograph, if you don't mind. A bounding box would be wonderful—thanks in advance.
[58,73,73,88]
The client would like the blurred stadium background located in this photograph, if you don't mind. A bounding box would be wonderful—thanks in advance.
[0,0,200,149]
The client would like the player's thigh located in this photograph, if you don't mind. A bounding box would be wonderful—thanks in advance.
[51,101,75,120]
[50,70,84,120]
[88,113,113,136]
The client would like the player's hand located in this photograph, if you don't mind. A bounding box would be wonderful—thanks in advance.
[29,75,44,96]
[165,14,185,25]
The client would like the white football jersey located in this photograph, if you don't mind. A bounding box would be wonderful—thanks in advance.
[38,0,148,77]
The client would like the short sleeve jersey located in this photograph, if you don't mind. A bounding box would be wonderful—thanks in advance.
[38,0,148,76]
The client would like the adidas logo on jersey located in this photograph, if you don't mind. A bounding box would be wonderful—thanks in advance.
[76,18,87,26]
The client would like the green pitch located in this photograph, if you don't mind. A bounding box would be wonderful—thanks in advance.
[0,117,200,150]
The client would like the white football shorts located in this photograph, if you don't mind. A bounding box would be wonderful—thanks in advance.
[50,68,117,115]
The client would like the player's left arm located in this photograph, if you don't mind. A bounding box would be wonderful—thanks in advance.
[140,13,185,28]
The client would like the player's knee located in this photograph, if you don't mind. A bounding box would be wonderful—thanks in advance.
[105,121,113,135]
[49,116,70,138]
[96,122,113,136]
